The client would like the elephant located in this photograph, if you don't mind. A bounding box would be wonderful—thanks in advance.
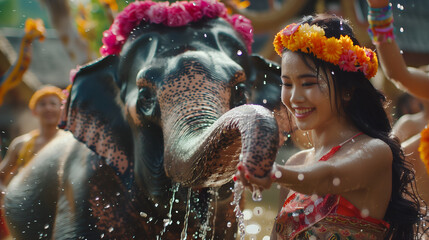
[4,1,288,239]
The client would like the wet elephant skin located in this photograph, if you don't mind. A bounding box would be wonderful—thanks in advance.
[4,18,287,239]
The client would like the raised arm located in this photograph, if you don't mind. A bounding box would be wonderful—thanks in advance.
[367,0,429,100]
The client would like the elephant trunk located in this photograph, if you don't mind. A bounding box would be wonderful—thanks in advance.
[163,104,279,187]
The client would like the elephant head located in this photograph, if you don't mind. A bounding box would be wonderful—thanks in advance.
[64,0,287,202]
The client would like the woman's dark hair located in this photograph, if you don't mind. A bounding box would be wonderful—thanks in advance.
[286,14,427,239]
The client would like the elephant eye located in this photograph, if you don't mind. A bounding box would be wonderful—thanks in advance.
[137,87,157,116]
[230,83,248,108]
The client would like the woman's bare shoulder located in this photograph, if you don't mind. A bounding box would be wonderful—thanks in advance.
[285,148,313,166]
[347,136,393,166]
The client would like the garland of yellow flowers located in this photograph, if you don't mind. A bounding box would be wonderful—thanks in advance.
[419,126,429,175]
[273,23,378,79]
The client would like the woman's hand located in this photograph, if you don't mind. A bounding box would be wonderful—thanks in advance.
[366,0,389,8]
[233,162,278,191]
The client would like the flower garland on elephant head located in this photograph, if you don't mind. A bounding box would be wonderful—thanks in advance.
[273,22,378,79]
[100,0,254,56]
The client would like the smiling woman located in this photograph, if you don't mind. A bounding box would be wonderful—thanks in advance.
[235,14,428,240]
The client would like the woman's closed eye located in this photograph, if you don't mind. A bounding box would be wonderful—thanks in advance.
[282,82,293,87]
[302,82,318,87]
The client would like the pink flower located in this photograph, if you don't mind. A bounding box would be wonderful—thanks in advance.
[183,1,203,21]
[100,30,122,56]
[227,14,254,53]
[146,2,169,24]
[282,23,299,36]
[115,13,135,37]
[199,0,223,18]
[69,66,80,83]
[100,0,253,55]
[167,2,193,27]
[362,62,370,76]
[125,1,155,23]
[338,50,358,72]
[364,47,375,60]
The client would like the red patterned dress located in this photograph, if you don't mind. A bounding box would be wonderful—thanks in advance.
[275,133,390,239]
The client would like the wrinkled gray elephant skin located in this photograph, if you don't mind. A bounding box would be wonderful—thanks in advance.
[4,18,287,239]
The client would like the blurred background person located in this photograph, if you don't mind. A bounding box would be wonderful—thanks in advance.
[0,85,65,189]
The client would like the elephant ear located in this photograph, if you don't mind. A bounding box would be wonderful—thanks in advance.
[247,54,282,110]
[64,55,134,176]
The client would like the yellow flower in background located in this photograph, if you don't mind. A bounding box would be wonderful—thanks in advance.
[419,126,429,176]
[323,37,342,64]
[76,3,96,41]
[225,0,250,15]
[99,0,118,12]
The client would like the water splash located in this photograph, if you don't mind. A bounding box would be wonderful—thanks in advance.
[180,188,192,240]
[159,183,180,238]
[231,181,246,240]
[198,187,218,240]
[251,185,262,202]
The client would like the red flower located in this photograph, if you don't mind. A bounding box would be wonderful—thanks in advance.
[147,2,169,24]
[167,2,193,27]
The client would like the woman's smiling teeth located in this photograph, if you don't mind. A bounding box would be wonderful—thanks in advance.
[294,108,314,118]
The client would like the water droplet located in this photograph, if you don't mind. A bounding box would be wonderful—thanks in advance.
[104,204,110,209]
[361,208,370,218]
[274,171,282,178]
[311,194,318,201]
[237,50,242,56]
[204,33,207,38]
[101,233,104,238]
[297,173,304,181]
[108,227,114,232]
[400,27,404,33]
[332,177,341,186]
[251,185,262,202]
[140,212,147,218]
[243,209,252,220]
[262,99,267,104]
[163,219,171,227]
[262,236,271,240]
[44,224,49,229]
[253,207,263,216]
[227,222,232,227]
[245,223,261,234]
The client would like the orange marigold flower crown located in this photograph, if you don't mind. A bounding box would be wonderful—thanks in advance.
[273,23,378,79]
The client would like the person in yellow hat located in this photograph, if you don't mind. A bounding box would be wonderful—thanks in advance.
[0,85,66,189]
